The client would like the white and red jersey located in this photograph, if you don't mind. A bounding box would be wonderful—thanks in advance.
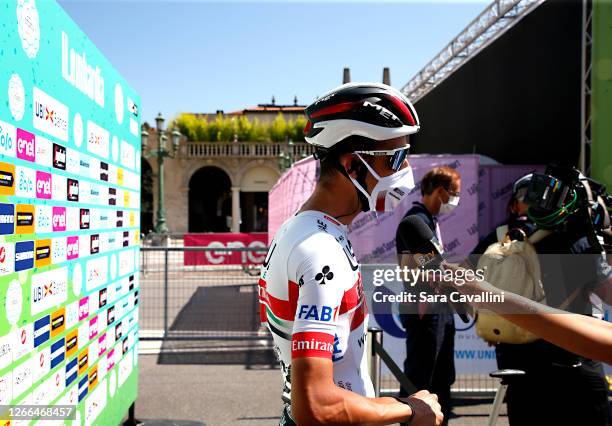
[259,210,373,404]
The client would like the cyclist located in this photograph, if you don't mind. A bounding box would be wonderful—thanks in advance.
[259,83,443,426]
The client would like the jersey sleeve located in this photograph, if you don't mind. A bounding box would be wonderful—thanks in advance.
[288,231,351,360]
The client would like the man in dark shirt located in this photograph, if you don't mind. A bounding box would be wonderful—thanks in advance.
[395,166,461,422]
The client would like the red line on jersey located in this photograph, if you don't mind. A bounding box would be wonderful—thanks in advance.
[258,278,299,321]
[340,273,364,314]
[291,331,334,359]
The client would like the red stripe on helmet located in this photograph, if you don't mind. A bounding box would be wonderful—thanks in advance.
[383,94,416,126]
[303,120,312,135]
[310,101,360,119]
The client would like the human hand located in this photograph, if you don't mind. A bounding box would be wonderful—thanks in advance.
[402,390,443,426]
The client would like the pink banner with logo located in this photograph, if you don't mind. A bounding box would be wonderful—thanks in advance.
[183,233,268,265]
[268,155,545,263]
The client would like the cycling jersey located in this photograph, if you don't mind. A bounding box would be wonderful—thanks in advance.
[259,210,373,407]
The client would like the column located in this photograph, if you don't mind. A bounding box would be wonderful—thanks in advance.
[231,186,241,233]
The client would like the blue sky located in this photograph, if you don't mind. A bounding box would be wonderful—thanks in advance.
[58,1,489,125]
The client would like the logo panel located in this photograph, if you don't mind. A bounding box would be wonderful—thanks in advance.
[33,87,69,142]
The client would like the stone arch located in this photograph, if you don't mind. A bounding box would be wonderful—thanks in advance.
[188,166,233,232]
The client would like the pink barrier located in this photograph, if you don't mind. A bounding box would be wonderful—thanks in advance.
[268,155,543,262]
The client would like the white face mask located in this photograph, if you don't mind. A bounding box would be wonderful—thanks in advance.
[349,153,415,212]
[439,195,460,214]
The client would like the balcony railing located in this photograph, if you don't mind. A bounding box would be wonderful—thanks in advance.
[185,142,315,158]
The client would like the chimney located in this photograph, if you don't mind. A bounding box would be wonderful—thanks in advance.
[294,95,298,106]
[271,96,276,105]
[382,67,391,85]
[343,67,351,84]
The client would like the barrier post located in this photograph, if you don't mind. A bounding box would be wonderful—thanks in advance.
[164,248,169,336]
[368,328,382,397]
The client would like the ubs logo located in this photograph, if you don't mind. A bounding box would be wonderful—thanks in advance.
[0,203,15,235]
[35,170,52,199]
[15,204,35,234]
[90,234,99,254]
[52,206,66,232]
[67,178,79,201]
[0,162,15,195]
[79,208,90,229]
[53,143,66,170]
[16,128,35,162]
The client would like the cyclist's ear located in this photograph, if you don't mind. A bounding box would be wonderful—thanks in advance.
[339,153,358,176]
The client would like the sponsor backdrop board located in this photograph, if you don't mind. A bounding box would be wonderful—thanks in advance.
[0,1,141,425]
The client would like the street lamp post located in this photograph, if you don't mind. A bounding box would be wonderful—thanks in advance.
[141,112,181,236]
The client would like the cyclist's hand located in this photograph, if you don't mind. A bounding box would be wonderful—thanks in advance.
[403,390,443,426]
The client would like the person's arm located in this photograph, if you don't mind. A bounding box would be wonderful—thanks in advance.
[443,263,612,364]
[291,357,440,426]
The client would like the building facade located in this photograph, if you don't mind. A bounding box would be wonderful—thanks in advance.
[141,101,314,235]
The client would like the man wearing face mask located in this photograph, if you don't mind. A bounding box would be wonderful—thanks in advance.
[395,166,462,423]
[259,83,443,426]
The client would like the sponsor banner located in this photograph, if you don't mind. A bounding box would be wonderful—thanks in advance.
[52,206,67,231]
[65,300,79,329]
[51,337,66,369]
[15,165,35,198]
[34,205,52,234]
[0,1,141,423]
[0,242,15,275]
[15,240,34,271]
[13,323,34,361]
[12,357,33,399]
[268,156,546,263]
[0,203,15,235]
[33,345,51,383]
[34,314,51,347]
[35,135,53,167]
[67,235,79,260]
[0,119,16,157]
[51,307,66,337]
[53,143,67,170]
[34,238,52,267]
[52,237,67,264]
[65,357,78,387]
[51,172,67,201]
[33,87,69,141]
[86,256,108,291]
[16,128,35,162]
[0,162,16,195]
[66,329,78,358]
[86,120,109,159]
[30,267,68,315]
[183,233,267,266]
[35,170,52,199]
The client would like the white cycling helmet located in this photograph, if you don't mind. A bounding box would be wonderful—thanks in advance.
[303,82,420,149]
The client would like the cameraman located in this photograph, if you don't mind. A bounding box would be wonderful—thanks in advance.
[473,170,612,426]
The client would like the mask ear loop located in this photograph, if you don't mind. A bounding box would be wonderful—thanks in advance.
[352,154,377,212]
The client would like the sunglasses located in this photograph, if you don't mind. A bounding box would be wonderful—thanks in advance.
[354,145,410,171]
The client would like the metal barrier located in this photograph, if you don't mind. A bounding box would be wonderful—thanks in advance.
[139,246,267,341]
[138,247,496,393]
